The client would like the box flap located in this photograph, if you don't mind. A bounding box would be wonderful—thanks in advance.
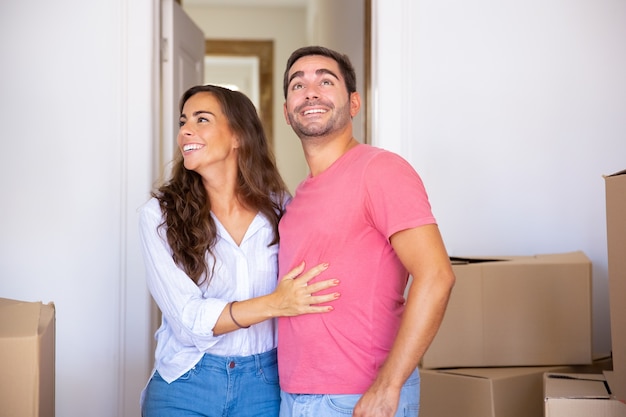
[0,298,42,338]
[439,366,576,381]
[530,251,590,265]
[604,169,626,178]
[545,373,611,399]
[450,251,589,266]
[449,256,509,265]
[38,301,55,332]
[605,371,625,399]
[435,368,498,380]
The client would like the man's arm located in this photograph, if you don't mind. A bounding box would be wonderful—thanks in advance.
[353,224,456,417]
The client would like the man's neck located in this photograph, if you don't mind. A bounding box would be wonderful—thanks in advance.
[303,134,359,177]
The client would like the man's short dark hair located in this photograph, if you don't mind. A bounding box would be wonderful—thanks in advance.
[283,46,357,98]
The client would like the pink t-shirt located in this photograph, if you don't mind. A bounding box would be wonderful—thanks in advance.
[277,144,436,394]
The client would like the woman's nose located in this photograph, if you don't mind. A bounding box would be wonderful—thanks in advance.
[179,123,193,136]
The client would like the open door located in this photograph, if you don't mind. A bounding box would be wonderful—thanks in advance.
[152,0,205,355]
[160,0,205,181]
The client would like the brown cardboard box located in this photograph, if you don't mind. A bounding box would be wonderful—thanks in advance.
[420,365,580,417]
[420,357,612,417]
[544,372,626,417]
[605,169,626,401]
[422,251,592,368]
[541,170,626,415]
[0,298,55,417]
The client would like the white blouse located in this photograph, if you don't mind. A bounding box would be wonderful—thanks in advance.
[138,198,279,383]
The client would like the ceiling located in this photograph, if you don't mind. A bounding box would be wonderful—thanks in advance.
[182,0,306,7]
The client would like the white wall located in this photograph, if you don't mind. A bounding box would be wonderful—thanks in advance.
[2,1,622,416]
[373,0,626,355]
[0,1,156,416]
[183,5,310,193]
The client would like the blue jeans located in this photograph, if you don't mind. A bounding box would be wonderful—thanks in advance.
[142,349,280,417]
[279,368,420,417]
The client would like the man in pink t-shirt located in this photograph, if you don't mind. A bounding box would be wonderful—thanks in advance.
[278,46,456,417]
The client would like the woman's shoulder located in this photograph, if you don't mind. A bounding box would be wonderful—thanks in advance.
[271,190,292,210]
[139,197,162,218]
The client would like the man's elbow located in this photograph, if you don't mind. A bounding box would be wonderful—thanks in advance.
[436,267,456,299]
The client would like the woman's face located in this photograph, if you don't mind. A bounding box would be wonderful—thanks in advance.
[177,92,239,174]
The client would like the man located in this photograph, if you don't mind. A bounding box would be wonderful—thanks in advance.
[278,46,456,417]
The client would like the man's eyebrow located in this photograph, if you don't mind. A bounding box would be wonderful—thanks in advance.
[316,68,340,80]
[288,70,304,86]
[288,68,341,86]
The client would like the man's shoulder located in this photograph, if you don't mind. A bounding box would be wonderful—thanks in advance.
[352,144,410,170]
[354,143,404,158]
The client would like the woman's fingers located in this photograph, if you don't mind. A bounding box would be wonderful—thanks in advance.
[281,261,328,282]
[294,262,329,284]
[308,291,341,305]
[303,277,340,312]
[306,278,339,293]
[293,263,340,301]
[280,261,306,281]
[275,261,340,314]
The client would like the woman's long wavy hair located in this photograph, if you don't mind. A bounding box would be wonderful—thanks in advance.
[153,85,289,285]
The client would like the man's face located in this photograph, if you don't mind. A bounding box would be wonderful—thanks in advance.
[283,55,358,139]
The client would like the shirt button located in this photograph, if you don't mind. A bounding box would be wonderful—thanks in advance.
[229,361,235,369]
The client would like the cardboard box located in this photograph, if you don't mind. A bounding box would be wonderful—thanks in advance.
[540,169,626,415]
[422,251,592,368]
[605,169,626,401]
[420,365,580,417]
[544,372,626,416]
[0,298,55,417]
[574,353,614,374]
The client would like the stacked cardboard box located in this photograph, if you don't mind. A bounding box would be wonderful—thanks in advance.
[543,170,626,417]
[419,251,597,417]
[0,298,55,417]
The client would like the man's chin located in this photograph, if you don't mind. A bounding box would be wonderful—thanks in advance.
[295,125,331,138]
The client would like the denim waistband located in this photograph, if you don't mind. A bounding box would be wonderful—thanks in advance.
[196,348,277,373]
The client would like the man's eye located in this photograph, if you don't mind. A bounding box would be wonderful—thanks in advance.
[321,80,333,86]
[292,84,303,90]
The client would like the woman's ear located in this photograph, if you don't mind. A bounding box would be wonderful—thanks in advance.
[232,135,241,150]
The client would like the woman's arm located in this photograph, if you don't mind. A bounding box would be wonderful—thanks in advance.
[140,198,340,341]
[212,261,340,335]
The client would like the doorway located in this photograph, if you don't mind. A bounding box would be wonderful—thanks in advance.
[205,40,274,144]
[181,0,369,192]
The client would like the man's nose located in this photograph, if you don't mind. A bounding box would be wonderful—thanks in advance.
[305,85,320,100]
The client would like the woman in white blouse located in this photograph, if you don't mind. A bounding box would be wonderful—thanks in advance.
[139,85,340,417]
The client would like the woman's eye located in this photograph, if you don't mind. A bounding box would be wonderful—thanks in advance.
[198,117,208,123]
[178,120,186,128]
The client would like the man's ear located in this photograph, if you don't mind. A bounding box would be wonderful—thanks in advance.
[349,92,361,117]
[283,103,292,126]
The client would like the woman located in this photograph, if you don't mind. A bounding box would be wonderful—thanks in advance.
[139,85,340,417]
